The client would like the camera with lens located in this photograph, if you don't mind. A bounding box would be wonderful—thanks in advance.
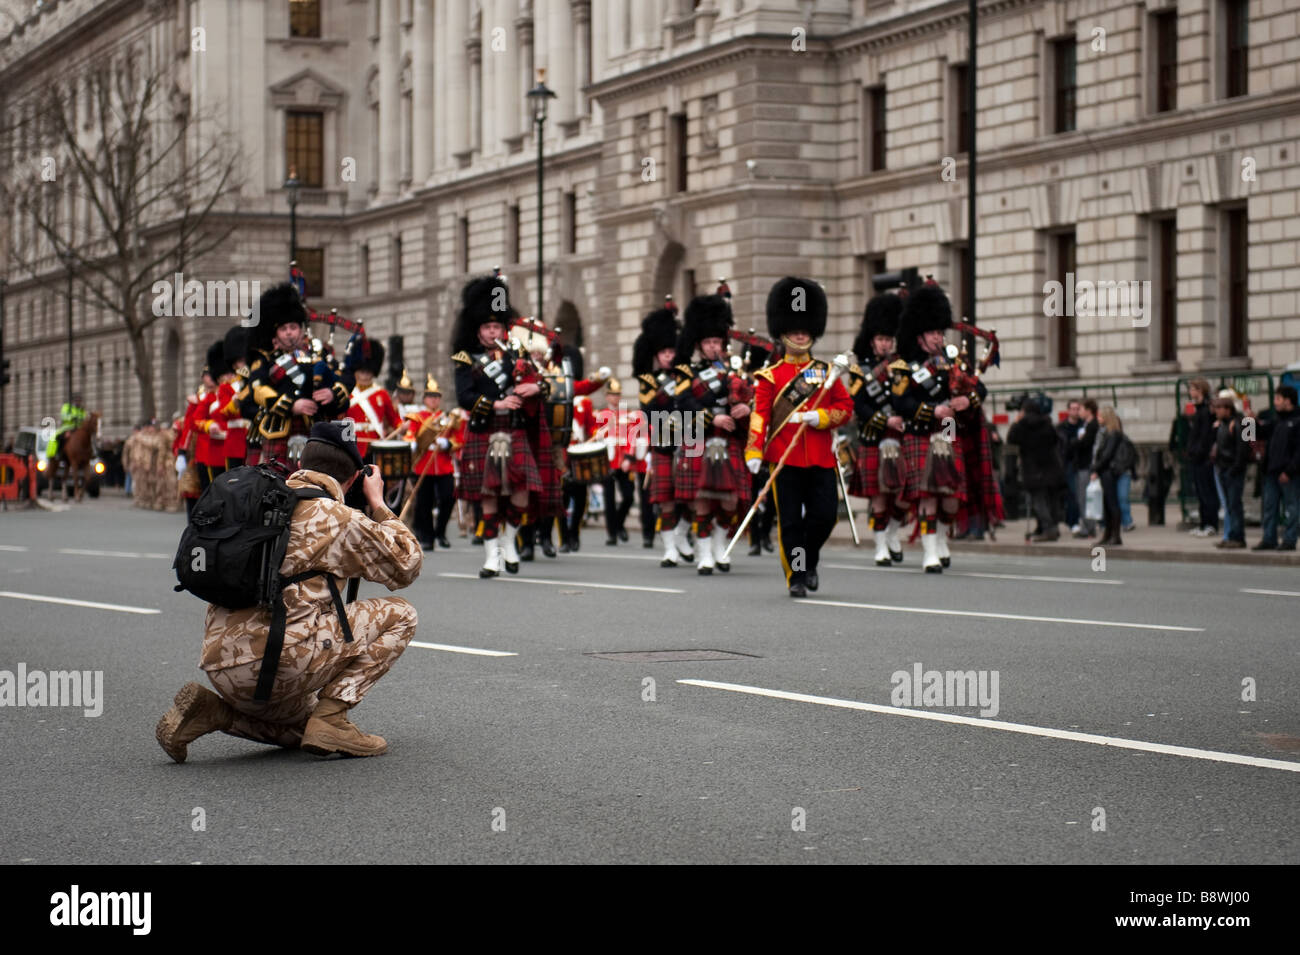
[1007,391,1051,415]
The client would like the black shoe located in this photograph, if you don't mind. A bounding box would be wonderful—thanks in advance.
[748,542,762,556]
[717,557,730,573]
[540,536,556,558]
[698,564,712,576]
[761,537,774,553]
[504,560,519,575]
[806,571,819,592]
[925,563,943,574]
[642,538,654,549]
[421,540,434,552]
[660,557,678,568]
[939,557,951,568]
[437,536,451,549]
[890,550,903,563]
[876,557,892,567]
[1251,541,1277,551]
[519,543,535,561]
[1280,542,1298,552]
[606,537,618,546]
[473,536,483,547]
[559,540,572,554]
[618,529,629,542]
[788,582,807,598]
[570,534,581,553]
[478,566,497,579]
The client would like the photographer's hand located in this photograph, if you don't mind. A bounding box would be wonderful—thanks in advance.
[362,466,386,512]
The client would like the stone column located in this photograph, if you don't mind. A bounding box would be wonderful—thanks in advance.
[571,0,591,117]
[547,0,574,126]
[492,0,518,151]
[467,24,483,156]
[378,0,401,197]
[517,7,535,136]
[412,0,434,182]
[444,0,469,165]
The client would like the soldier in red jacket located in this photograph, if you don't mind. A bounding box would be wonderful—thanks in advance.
[744,278,853,598]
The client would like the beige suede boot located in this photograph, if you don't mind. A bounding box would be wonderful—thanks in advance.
[300,697,388,757]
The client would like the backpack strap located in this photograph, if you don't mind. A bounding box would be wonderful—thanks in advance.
[252,485,356,703]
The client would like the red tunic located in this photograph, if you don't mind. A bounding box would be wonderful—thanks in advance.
[407,409,466,477]
[214,379,248,460]
[189,390,227,468]
[346,385,403,457]
[745,355,853,470]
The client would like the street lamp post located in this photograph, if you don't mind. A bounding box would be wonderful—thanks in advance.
[526,73,557,323]
[284,166,301,265]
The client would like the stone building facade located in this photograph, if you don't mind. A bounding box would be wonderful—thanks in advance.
[2,0,1296,444]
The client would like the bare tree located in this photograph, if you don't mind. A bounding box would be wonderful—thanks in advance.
[2,57,243,421]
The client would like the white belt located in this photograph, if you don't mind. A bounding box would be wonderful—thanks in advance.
[227,419,251,429]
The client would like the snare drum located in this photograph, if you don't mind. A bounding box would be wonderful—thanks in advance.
[567,441,611,484]
[371,440,413,480]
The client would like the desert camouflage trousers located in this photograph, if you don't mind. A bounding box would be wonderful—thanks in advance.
[205,596,417,747]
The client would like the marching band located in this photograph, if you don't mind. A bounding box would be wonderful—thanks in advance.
[171,266,1002,596]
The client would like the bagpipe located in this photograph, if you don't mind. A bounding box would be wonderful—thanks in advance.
[947,321,1000,424]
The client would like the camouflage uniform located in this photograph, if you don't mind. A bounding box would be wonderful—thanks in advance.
[200,469,422,746]
[144,426,179,511]
[131,426,158,509]
[121,430,143,500]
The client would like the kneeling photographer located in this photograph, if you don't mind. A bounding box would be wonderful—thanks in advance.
[158,421,424,762]
[1007,393,1066,542]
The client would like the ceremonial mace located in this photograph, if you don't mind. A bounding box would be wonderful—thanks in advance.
[723,353,852,563]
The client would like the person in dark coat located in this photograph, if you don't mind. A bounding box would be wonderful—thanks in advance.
[1008,395,1066,541]
[1072,398,1099,536]
[1254,385,1300,551]
[1056,399,1081,528]
[1185,378,1218,536]
[1210,395,1250,548]
[1090,406,1132,546]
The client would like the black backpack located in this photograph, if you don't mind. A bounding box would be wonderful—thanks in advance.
[173,466,353,701]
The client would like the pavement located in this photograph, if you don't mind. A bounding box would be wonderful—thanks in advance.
[1,493,1298,864]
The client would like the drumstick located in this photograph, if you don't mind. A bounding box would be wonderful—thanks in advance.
[398,472,428,528]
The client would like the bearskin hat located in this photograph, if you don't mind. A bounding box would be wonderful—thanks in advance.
[342,333,385,377]
[204,339,228,378]
[896,281,953,362]
[674,294,733,365]
[248,282,309,352]
[631,307,681,376]
[451,274,518,354]
[563,344,585,382]
[223,326,250,369]
[766,277,828,341]
[852,293,903,362]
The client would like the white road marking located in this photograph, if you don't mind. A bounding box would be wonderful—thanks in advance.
[1241,588,1300,598]
[409,641,517,657]
[438,573,685,594]
[0,591,161,615]
[679,679,1300,775]
[58,548,170,559]
[820,563,1122,585]
[800,598,1202,632]
[0,545,30,552]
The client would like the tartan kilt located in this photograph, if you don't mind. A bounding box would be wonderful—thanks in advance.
[901,431,966,502]
[646,450,676,506]
[851,437,911,499]
[674,439,748,504]
[535,446,566,518]
[458,413,550,503]
[958,424,1005,524]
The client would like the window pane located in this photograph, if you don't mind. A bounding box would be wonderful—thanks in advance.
[297,248,324,299]
[290,0,321,39]
[286,111,324,187]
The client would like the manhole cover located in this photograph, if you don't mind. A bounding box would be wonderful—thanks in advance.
[585,649,761,663]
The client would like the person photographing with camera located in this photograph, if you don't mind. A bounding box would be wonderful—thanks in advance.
[158,420,423,762]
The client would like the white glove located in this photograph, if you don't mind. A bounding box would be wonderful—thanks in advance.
[747,457,762,475]
[797,410,822,425]
[598,366,611,379]
[174,454,186,476]
[436,437,450,451]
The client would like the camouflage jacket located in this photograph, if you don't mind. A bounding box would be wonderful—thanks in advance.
[201,469,423,672]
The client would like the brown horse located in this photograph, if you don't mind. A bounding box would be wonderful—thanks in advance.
[59,412,100,502]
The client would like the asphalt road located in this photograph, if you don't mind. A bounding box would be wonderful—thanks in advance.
[2,497,1298,864]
